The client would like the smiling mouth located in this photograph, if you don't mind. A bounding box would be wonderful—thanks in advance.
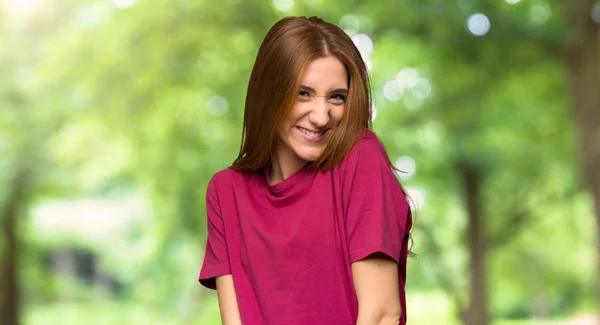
[296,126,326,138]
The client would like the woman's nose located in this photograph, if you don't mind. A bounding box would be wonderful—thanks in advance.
[309,98,330,127]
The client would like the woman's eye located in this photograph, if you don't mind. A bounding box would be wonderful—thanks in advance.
[297,91,313,102]
[329,94,347,104]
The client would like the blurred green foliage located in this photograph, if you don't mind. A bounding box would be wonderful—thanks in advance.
[1,0,598,324]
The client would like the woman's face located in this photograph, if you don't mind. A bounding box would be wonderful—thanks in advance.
[276,56,348,167]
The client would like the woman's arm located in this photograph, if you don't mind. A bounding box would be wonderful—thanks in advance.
[351,253,401,325]
[215,275,242,325]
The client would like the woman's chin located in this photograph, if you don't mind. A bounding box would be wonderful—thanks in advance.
[286,139,326,163]
[296,150,323,163]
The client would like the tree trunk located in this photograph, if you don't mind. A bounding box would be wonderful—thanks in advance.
[0,167,30,325]
[458,161,489,325]
[561,0,600,319]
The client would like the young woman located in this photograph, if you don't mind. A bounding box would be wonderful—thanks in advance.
[199,16,413,325]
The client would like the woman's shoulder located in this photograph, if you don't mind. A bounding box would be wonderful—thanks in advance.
[207,166,260,191]
[209,167,234,182]
[338,128,391,172]
[348,128,388,155]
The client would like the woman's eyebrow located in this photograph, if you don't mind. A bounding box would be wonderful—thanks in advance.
[299,85,348,94]
[330,88,348,94]
[299,85,316,93]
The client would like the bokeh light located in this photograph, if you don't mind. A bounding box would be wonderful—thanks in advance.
[384,80,405,101]
[206,95,229,117]
[111,0,136,9]
[351,33,374,56]
[371,103,377,123]
[467,13,491,36]
[395,156,417,180]
[341,15,360,36]
[529,3,551,24]
[7,0,41,11]
[406,186,425,210]
[272,0,294,12]
[339,15,360,31]
[412,78,432,99]
[383,68,433,103]
[396,68,420,89]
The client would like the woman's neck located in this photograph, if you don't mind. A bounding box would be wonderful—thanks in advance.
[270,143,307,185]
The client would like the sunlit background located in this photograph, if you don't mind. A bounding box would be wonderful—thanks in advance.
[2,0,600,324]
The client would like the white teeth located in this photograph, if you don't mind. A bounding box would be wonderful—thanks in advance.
[298,127,322,138]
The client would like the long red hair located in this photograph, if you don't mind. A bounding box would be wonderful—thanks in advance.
[231,16,372,172]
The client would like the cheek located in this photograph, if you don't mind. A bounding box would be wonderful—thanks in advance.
[331,106,345,124]
[293,101,312,115]
[285,103,309,126]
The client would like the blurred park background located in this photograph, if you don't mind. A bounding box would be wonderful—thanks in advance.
[1,0,600,324]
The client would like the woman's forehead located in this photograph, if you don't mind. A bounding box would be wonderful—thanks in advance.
[299,57,348,90]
